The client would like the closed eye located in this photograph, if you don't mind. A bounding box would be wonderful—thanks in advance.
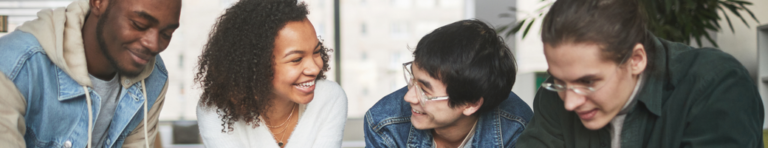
[132,21,148,30]
[291,57,303,63]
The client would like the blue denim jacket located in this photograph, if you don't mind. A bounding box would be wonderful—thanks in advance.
[364,86,533,148]
[0,31,168,148]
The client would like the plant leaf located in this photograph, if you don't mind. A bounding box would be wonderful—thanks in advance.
[522,19,536,39]
[740,3,759,23]
[718,7,735,33]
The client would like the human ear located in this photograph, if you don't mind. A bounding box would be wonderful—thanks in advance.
[628,43,647,76]
[89,0,110,18]
[462,97,484,116]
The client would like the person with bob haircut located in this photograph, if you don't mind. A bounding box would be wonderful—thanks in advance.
[364,20,533,148]
[517,0,764,147]
[195,0,347,147]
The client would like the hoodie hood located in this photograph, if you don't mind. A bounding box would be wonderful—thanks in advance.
[17,0,155,88]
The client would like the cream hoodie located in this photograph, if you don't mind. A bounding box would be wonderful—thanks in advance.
[0,0,168,147]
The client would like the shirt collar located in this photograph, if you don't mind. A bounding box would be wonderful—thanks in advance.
[632,35,667,117]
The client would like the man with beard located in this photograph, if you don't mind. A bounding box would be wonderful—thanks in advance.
[0,0,180,147]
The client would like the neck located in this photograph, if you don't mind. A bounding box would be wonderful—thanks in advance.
[82,12,116,80]
[264,97,297,126]
[432,114,478,148]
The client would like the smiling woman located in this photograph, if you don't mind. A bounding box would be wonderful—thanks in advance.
[194,0,347,148]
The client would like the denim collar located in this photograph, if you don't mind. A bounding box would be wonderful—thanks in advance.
[57,66,87,101]
[406,109,504,148]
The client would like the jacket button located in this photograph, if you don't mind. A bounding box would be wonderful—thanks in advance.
[63,141,72,148]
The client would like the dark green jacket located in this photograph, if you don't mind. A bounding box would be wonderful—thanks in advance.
[517,37,764,148]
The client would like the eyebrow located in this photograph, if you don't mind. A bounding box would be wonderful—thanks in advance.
[547,70,598,82]
[314,42,322,50]
[282,50,306,58]
[417,79,433,92]
[283,42,323,58]
[134,11,158,24]
[134,11,180,30]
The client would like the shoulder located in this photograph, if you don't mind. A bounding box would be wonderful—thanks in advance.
[152,55,169,76]
[309,79,347,110]
[314,79,346,100]
[365,86,412,131]
[196,102,223,128]
[666,43,751,86]
[0,31,48,79]
[492,91,534,125]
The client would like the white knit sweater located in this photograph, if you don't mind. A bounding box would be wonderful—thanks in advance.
[197,80,348,148]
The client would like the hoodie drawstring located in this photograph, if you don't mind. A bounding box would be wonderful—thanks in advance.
[83,86,93,148]
[82,79,150,148]
[141,80,149,148]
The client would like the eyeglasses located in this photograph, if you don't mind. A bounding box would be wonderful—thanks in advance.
[541,66,620,96]
[403,62,449,108]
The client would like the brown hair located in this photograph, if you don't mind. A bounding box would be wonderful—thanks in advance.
[541,0,655,69]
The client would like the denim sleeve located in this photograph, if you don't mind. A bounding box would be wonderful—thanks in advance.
[364,111,389,148]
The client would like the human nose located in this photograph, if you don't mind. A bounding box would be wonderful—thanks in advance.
[140,30,161,53]
[561,89,586,111]
[404,86,420,105]
[303,56,321,76]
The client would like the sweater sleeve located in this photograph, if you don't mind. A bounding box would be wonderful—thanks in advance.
[310,80,348,148]
[0,73,27,148]
[516,80,567,148]
[196,104,245,148]
[123,79,168,148]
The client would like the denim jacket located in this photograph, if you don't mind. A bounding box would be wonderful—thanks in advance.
[364,86,533,148]
[0,30,169,148]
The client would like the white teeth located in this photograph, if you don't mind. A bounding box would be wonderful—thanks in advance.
[296,81,315,88]
[412,109,424,114]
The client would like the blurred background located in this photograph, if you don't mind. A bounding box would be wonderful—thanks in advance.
[2,0,768,147]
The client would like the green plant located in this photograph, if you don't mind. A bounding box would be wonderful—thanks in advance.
[497,0,759,47]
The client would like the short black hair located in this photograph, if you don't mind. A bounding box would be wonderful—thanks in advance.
[413,20,517,114]
[541,0,655,71]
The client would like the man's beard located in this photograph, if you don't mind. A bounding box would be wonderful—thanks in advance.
[95,6,142,78]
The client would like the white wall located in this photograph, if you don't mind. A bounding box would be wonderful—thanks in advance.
[715,0,767,81]
[758,25,768,128]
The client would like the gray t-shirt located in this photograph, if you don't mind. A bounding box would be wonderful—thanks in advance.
[88,74,121,148]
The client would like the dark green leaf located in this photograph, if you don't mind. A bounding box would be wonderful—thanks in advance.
[740,3,759,23]
[718,7,735,33]
[522,19,536,39]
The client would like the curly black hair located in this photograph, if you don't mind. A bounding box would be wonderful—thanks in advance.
[195,0,330,132]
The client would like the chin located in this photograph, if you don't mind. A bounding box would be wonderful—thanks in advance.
[292,94,314,104]
[410,116,433,130]
[410,120,428,130]
[117,65,144,77]
[580,119,610,130]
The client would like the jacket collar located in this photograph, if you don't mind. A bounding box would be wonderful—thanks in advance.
[632,35,667,117]
[406,109,502,147]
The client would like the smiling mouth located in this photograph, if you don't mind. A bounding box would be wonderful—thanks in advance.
[577,109,598,120]
[412,109,426,115]
[295,80,315,88]
[128,49,152,65]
